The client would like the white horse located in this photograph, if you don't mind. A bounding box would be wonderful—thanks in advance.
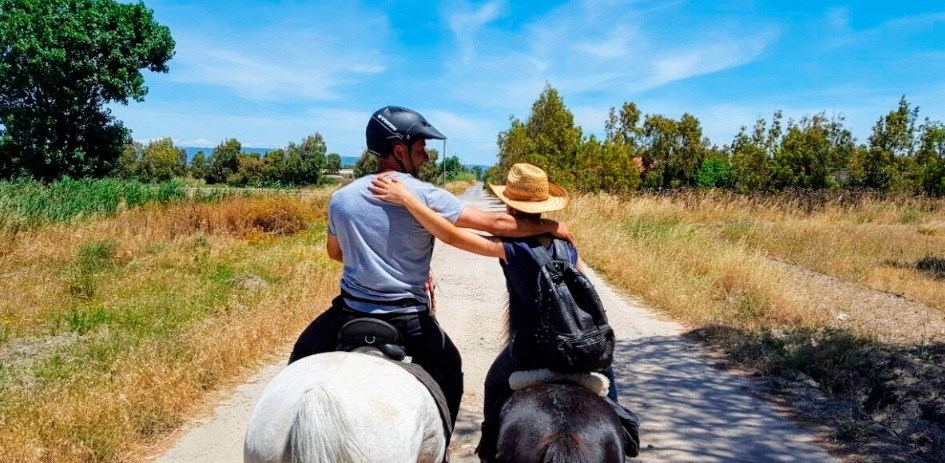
[244,351,446,463]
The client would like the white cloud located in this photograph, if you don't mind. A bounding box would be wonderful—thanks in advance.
[168,5,388,102]
[573,26,638,60]
[640,37,771,91]
[447,0,506,64]
[442,0,778,110]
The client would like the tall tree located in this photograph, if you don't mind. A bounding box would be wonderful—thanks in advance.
[418,147,440,183]
[442,155,465,181]
[917,120,945,196]
[189,150,209,181]
[115,141,143,180]
[138,137,184,182]
[207,138,241,184]
[353,150,376,178]
[638,113,708,189]
[325,153,342,174]
[605,102,642,149]
[576,135,640,193]
[772,114,855,189]
[0,0,174,180]
[283,134,327,185]
[865,96,919,191]
[731,127,772,192]
[261,148,286,184]
[495,84,582,187]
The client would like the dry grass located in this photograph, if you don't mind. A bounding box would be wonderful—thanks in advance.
[443,179,478,195]
[556,191,945,337]
[556,191,945,462]
[556,194,828,332]
[0,190,338,462]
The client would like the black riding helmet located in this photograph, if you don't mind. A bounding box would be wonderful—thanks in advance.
[366,106,446,157]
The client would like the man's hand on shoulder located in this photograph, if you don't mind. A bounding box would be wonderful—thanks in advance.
[548,219,574,242]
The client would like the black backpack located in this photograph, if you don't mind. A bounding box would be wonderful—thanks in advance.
[529,239,615,374]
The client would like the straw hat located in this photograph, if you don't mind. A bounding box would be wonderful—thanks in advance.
[488,163,569,214]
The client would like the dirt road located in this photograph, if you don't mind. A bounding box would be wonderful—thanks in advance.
[156,183,837,462]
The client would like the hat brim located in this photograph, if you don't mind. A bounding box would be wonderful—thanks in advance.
[488,182,569,214]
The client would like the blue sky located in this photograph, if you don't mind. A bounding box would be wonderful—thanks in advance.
[111,0,945,166]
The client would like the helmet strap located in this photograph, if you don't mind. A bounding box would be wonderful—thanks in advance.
[390,140,410,174]
[394,156,408,174]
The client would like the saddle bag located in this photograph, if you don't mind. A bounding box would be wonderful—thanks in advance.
[529,239,615,374]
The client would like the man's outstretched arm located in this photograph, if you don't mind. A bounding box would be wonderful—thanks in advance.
[453,207,573,241]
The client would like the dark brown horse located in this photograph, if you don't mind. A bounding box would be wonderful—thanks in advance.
[493,380,626,463]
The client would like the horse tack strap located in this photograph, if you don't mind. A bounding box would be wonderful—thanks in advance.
[380,358,454,441]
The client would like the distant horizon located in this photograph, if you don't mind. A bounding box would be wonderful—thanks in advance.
[176,146,490,169]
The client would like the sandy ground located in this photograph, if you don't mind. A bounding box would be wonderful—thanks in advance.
[155,183,837,463]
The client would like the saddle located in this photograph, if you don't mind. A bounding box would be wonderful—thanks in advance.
[335,317,454,441]
[336,317,407,360]
[508,368,610,397]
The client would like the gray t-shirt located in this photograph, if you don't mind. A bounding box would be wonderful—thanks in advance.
[328,172,464,313]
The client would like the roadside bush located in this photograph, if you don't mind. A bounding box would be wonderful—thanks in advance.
[696,158,735,188]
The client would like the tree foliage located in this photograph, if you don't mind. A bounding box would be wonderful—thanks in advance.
[353,150,377,178]
[325,153,342,174]
[0,0,175,180]
[865,96,920,191]
[138,137,184,182]
[638,113,708,189]
[207,138,241,184]
[771,114,855,189]
[189,151,209,181]
[494,84,583,188]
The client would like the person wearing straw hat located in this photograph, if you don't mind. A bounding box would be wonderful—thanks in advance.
[371,162,640,461]
[288,108,575,436]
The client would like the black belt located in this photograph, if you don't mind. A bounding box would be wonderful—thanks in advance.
[340,289,426,309]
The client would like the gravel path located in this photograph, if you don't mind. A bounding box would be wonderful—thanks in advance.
[155,183,837,463]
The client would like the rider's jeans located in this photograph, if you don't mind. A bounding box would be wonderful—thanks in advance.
[289,297,464,428]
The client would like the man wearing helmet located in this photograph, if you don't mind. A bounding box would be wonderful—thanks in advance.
[289,106,572,433]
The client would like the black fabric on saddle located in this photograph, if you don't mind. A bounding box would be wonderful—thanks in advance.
[335,317,453,443]
[336,318,407,361]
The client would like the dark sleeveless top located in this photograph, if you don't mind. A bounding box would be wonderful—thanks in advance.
[499,235,579,364]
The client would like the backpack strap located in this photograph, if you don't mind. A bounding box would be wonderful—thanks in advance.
[528,239,555,267]
[551,239,571,262]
